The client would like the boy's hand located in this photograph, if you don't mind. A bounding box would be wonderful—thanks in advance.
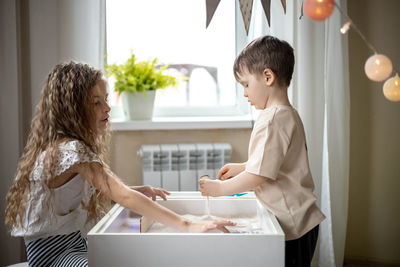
[218,163,246,180]
[198,178,223,197]
[130,185,170,201]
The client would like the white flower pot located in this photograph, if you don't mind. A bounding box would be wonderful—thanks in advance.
[121,91,156,120]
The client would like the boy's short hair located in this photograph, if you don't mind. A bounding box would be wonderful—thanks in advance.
[233,35,295,87]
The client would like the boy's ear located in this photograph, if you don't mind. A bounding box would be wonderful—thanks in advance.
[263,68,276,86]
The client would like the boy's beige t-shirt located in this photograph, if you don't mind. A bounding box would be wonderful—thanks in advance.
[246,105,325,241]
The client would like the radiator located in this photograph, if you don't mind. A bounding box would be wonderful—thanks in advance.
[138,143,232,191]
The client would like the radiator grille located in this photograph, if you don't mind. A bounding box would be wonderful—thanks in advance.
[138,143,232,191]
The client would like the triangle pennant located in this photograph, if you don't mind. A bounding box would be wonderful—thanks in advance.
[281,0,286,14]
[260,0,271,27]
[206,0,221,28]
[299,0,304,19]
[239,0,253,35]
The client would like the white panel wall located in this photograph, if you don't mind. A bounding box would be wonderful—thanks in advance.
[0,1,24,265]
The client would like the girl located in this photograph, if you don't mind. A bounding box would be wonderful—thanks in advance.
[5,62,234,267]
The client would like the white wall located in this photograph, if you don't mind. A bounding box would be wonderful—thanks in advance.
[346,0,400,264]
[0,1,24,265]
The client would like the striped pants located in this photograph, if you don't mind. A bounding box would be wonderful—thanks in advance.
[25,231,88,267]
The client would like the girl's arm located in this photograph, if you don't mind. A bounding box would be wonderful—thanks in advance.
[76,162,233,232]
[199,171,266,197]
[130,185,170,201]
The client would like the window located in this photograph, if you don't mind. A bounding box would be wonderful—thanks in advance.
[106,0,249,118]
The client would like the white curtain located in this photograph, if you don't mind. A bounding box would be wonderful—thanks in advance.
[249,1,350,266]
[29,0,106,107]
[58,0,106,69]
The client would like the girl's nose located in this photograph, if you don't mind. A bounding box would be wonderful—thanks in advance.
[105,102,111,113]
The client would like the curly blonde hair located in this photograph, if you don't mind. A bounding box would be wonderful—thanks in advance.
[5,61,112,230]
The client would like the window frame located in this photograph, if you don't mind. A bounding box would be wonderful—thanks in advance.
[106,0,251,119]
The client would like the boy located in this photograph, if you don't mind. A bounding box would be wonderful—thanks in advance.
[199,35,325,267]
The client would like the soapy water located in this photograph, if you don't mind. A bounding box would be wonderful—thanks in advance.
[116,213,262,234]
[116,196,262,234]
[200,175,212,219]
[146,214,262,234]
[116,217,141,233]
[205,196,211,218]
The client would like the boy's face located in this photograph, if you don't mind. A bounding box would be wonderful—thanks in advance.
[237,69,269,110]
[89,80,111,133]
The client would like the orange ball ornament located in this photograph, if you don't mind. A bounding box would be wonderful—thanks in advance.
[304,0,335,21]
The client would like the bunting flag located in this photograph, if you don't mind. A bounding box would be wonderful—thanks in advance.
[260,0,271,27]
[206,0,288,35]
[239,0,253,35]
[206,0,221,28]
[281,0,286,14]
[299,0,304,19]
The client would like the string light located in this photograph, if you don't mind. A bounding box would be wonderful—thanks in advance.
[333,2,378,54]
[383,74,400,102]
[340,21,351,34]
[304,0,335,21]
[364,54,393,82]
[304,0,398,102]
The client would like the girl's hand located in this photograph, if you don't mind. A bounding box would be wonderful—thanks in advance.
[218,163,246,180]
[198,178,223,197]
[131,185,170,201]
[186,219,236,233]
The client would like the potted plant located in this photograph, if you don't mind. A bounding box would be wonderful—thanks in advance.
[106,53,178,120]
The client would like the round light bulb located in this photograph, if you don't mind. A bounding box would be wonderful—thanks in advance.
[304,0,335,21]
[383,74,400,102]
[364,54,393,82]
[340,21,351,34]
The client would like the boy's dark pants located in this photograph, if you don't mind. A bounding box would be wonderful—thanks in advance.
[285,225,319,267]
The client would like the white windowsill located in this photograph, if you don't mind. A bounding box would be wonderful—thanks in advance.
[110,115,254,131]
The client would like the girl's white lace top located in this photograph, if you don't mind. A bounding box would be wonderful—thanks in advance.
[11,140,100,243]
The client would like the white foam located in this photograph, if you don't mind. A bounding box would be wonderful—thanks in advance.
[146,214,261,233]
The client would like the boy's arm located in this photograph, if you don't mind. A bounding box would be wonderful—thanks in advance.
[199,171,266,197]
[218,162,246,180]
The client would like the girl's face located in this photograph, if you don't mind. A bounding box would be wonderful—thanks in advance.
[89,80,111,132]
[237,69,269,110]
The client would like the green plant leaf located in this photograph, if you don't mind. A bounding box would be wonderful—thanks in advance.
[105,53,179,94]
